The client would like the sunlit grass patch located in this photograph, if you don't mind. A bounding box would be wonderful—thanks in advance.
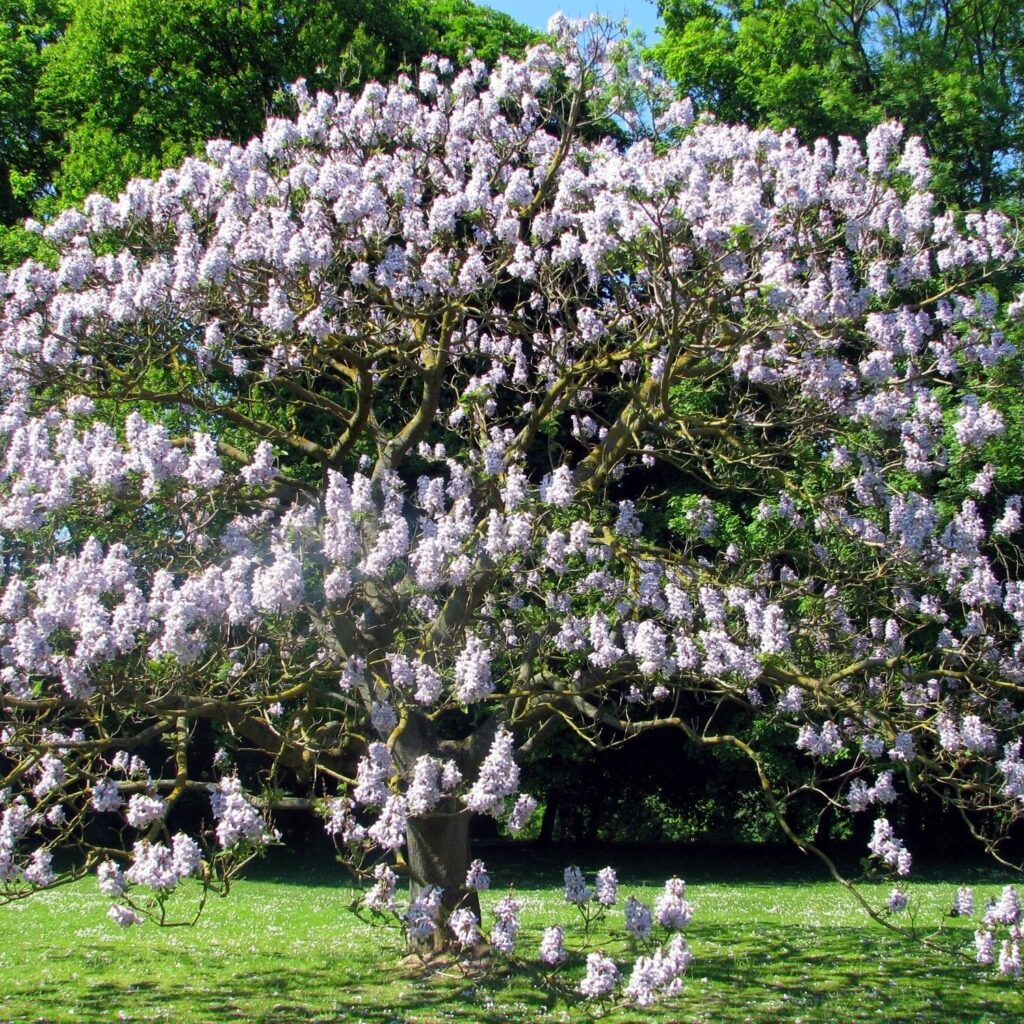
[2,847,1023,1023]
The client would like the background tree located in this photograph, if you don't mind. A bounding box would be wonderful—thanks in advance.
[0,0,536,263]
[36,0,537,204]
[0,0,66,245]
[652,0,1024,206]
[1,17,1023,999]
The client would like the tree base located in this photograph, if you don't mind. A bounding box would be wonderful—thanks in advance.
[397,943,494,977]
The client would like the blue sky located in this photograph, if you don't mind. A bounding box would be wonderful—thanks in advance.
[483,0,663,39]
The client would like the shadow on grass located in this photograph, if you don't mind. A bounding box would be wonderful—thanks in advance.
[687,920,1016,1022]
[18,953,554,1024]
[250,839,1016,894]
[8,844,1022,1024]
[16,919,1024,1024]
[245,842,830,896]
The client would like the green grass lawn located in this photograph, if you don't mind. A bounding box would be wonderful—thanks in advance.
[2,845,1022,1023]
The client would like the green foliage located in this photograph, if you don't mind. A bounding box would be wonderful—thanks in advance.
[665,492,741,547]
[415,0,538,67]
[0,0,67,222]
[653,0,1024,206]
[669,375,726,418]
[656,0,867,142]
[37,0,416,202]
[0,0,535,248]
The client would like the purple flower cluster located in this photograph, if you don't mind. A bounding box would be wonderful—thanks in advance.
[453,635,493,704]
[506,793,537,834]
[404,885,443,942]
[91,777,122,813]
[323,796,366,843]
[563,865,592,905]
[464,728,519,816]
[624,935,693,1007]
[125,794,166,830]
[580,952,620,999]
[539,925,566,965]
[867,817,912,876]
[654,877,694,929]
[353,743,394,807]
[449,908,480,947]
[363,863,398,913]
[464,858,490,891]
[976,886,1023,975]
[595,866,619,907]
[490,894,522,953]
[124,834,202,892]
[367,794,409,851]
[209,777,273,849]
[625,895,654,940]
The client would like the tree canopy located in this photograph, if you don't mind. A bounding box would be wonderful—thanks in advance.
[0,1,65,234]
[1,13,1024,1006]
[652,0,1024,207]
[0,0,536,245]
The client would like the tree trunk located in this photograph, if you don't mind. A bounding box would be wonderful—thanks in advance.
[390,709,496,950]
[538,787,561,845]
[406,801,480,951]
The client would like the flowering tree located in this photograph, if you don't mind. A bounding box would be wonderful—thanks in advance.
[1,14,1024,998]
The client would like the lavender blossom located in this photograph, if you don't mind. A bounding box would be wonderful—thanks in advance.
[654,877,693,929]
[454,635,493,704]
[540,465,575,507]
[464,728,519,815]
[539,925,566,965]
[323,796,367,843]
[506,794,537,834]
[125,794,166,830]
[404,885,442,942]
[364,863,398,912]
[867,817,912,876]
[579,952,619,998]
[564,865,592,905]
[108,904,143,928]
[209,777,271,849]
[490,894,522,954]
[999,939,1022,978]
[24,848,54,886]
[595,866,618,906]
[887,888,908,913]
[953,886,975,917]
[449,908,481,947]
[367,794,409,851]
[623,935,692,1006]
[97,859,125,897]
[465,859,490,891]
[625,895,654,939]
[91,777,122,813]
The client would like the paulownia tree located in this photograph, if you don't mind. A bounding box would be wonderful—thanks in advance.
[1,14,1023,1002]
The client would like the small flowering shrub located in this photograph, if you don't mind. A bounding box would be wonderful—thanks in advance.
[359,859,694,1010]
[975,885,1024,977]
[0,9,1023,1003]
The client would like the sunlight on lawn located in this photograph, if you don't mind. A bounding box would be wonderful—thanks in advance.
[2,850,1023,1023]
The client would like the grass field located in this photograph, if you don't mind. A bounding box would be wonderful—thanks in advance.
[1,844,1022,1024]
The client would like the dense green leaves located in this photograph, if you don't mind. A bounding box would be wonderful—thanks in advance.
[0,0,536,259]
[0,0,65,220]
[417,0,537,66]
[37,0,535,204]
[654,0,1024,206]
